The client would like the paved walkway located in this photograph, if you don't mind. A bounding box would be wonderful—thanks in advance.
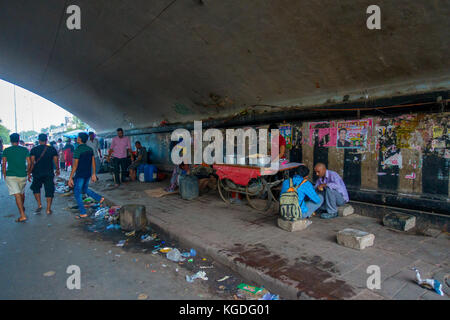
[89,174,449,300]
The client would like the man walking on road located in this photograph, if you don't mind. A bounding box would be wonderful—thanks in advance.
[68,132,103,219]
[86,132,102,175]
[107,128,132,187]
[1,133,31,223]
[29,134,59,215]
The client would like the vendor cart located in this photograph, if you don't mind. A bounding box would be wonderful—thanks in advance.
[213,162,302,212]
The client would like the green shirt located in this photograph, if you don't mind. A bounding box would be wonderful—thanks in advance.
[2,145,30,177]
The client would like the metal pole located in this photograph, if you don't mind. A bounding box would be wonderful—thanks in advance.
[13,85,17,133]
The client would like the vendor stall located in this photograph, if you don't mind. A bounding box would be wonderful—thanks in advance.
[213,162,302,212]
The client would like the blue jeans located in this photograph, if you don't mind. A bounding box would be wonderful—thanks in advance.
[303,194,324,218]
[317,187,346,214]
[74,177,102,215]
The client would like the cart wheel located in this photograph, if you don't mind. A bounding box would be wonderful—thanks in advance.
[217,179,232,204]
[246,178,272,212]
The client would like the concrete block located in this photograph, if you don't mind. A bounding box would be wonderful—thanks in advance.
[338,204,354,217]
[336,228,375,250]
[277,218,312,232]
[119,204,148,231]
[383,212,416,231]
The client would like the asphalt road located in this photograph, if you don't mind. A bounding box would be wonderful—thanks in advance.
[0,177,224,300]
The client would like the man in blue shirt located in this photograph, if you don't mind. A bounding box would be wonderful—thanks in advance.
[68,132,103,219]
[280,165,324,218]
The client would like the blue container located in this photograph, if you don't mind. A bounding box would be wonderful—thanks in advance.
[137,164,146,176]
[179,175,199,200]
[144,165,158,182]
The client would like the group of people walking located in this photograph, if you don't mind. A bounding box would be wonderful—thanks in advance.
[1,132,103,222]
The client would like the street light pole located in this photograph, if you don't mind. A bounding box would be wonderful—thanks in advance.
[13,85,17,133]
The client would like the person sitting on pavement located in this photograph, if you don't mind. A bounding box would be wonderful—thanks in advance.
[68,132,104,219]
[280,165,323,219]
[29,133,59,215]
[128,141,148,182]
[186,163,216,194]
[2,133,32,223]
[313,163,349,219]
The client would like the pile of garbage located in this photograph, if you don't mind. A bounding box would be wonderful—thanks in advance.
[55,181,70,194]
[93,205,121,228]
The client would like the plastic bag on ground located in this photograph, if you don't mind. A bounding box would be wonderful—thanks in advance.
[186,271,208,283]
[166,248,185,262]
[412,267,444,296]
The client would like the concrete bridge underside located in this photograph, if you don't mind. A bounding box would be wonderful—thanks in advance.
[0,0,449,133]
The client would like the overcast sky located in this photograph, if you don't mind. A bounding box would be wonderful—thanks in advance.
[0,79,73,133]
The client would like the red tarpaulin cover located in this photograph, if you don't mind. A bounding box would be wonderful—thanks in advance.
[213,165,261,186]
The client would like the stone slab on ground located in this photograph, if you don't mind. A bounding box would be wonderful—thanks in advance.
[338,205,354,217]
[383,212,416,232]
[336,228,375,250]
[277,218,311,232]
[119,204,148,231]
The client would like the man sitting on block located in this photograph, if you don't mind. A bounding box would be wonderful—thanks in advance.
[314,163,349,219]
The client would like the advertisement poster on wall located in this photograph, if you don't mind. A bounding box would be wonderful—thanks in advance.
[336,119,373,149]
[279,124,293,149]
[309,122,337,147]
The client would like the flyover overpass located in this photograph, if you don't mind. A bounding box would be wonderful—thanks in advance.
[1,1,449,215]
[0,0,449,133]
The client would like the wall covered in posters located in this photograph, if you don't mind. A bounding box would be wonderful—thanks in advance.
[301,113,449,199]
[336,119,373,149]
[309,122,337,147]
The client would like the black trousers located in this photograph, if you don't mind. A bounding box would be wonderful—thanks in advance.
[113,157,128,185]
[30,175,55,198]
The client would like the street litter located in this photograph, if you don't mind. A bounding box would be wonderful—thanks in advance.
[237,283,263,294]
[159,247,172,253]
[137,294,148,300]
[188,259,193,263]
[181,252,191,258]
[412,267,444,296]
[259,293,280,300]
[43,271,56,277]
[190,249,197,257]
[217,276,231,282]
[199,266,214,269]
[151,250,159,255]
[162,264,167,268]
[166,248,186,262]
[141,234,154,242]
[186,271,208,283]
[116,240,126,247]
[106,224,121,230]
[125,230,136,237]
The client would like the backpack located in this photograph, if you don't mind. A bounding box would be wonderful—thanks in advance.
[279,178,307,221]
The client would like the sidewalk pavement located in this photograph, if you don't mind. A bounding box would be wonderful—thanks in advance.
[86,174,449,300]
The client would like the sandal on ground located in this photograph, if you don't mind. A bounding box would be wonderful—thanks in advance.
[35,207,42,214]
[15,217,27,223]
[46,210,53,215]
[75,214,88,219]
